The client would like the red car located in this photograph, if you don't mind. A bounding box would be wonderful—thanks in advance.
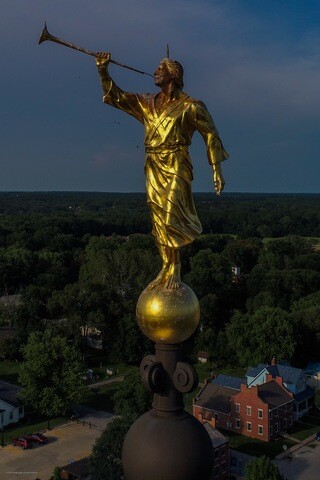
[12,437,33,449]
[27,433,48,444]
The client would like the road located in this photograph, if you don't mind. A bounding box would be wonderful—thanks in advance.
[275,441,320,480]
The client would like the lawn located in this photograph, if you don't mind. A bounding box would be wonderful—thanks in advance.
[291,421,320,441]
[0,360,21,385]
[82,382,121,412]
[220,429,296,458]
[195,363,246,384]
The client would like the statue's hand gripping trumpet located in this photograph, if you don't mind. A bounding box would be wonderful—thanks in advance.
[96,52,228,291]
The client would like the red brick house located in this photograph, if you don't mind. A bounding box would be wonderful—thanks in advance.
[194,374,294,442]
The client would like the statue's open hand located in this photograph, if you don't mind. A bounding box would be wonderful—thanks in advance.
[213,168,225,196]
[96,52,111,67]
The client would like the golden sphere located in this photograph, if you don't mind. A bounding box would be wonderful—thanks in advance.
[136,282,200,344]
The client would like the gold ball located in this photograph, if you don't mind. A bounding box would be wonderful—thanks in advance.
[136,283,200,344]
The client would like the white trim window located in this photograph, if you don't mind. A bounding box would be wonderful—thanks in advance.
[236,403,240,413]
[247,422,252,431]
[258,425,263,435]
[236,419,241,429]
[246,406,252,416]
[258,409,263,419]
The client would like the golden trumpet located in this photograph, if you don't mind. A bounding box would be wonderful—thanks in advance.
[38,23,154,78]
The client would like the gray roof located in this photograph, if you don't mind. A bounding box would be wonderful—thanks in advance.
[0,379,22,407]
[246,362,304,386]
[203,422,228,448]
[258,380,293,408]
[61,457,90,477]
[305,362,320,375]
[212,374,245,390]
[194,383,237,414]
[295,386,315,403]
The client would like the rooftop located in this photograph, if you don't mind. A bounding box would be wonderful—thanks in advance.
[258,380,293,408]
[203,422,228,448]
[194,383,238,414]
[0,379,22,407]
[212,374,245,390]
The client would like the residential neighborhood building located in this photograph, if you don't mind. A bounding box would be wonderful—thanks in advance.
[0,379,24,427]
[194,373,294,442]
[304,362,320,390]
[246,358,315,419]
[203,421,229,480]
[60,457,90,479]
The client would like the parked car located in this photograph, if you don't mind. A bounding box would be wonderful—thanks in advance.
[27,433,48,444]
[12,437,32,449]
[315,432,320,441]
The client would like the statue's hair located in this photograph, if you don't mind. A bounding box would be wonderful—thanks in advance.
[160,58,184,89]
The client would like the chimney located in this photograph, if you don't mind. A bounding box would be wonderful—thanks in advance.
[271,356,277,366]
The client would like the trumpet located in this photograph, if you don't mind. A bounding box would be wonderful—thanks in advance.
[38,23,154,78]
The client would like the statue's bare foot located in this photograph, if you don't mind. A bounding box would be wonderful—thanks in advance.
[147,264,169,290]
[165,263,181,290]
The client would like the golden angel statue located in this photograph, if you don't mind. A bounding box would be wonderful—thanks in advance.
[96,53,228,291]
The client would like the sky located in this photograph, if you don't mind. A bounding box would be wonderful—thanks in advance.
[1,0,319,193]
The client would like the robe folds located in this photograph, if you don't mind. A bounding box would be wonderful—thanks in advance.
[102,76,228,249]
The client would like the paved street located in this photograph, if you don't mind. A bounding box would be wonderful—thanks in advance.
[0,409,114,480]
[275,441,320,480]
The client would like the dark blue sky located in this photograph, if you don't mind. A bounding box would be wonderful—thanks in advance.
[1,0,319,192]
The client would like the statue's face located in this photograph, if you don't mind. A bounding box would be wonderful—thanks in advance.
[154,62,174,87]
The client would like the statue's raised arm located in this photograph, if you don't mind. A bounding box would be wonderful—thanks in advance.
[96,54,228,290]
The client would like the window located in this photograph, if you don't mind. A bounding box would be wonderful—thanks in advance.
[258,425,263,435]
[236,419,240,429]
[9,411,13,421]
[246,406,252,416]
[270,425,273,437]
[258,409,263,419]
[247,422,252,431]
[19,406,23,414]
[236,403,240,413]
[214,465,219,477]
[275,422,279,432]
[221,462,226,472]
[270,411,273,420]
[231,457,237,467]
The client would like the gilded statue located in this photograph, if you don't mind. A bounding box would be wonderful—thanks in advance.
[96,53,228,290]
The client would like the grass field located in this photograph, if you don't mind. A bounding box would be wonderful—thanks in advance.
[0,361,21,385]
[220,429,296,458]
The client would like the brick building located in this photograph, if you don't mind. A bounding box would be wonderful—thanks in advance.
[194,374,294,442]
[203,421,229,480]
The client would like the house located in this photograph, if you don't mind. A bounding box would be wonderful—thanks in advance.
[304,362,320,390]
[246,358,315,419]
[198,351,209,363]
[203,421,229,480]
[193,374,294,442]
[60,457,90,480]
[0,379,24,427]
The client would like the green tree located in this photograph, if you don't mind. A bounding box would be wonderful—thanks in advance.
[245,456,286,480]
[19,331,86,417]
[225,307,296,367]
[113,370,152,418]
[90,416,132,480]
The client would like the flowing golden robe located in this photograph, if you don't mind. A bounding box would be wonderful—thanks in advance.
[102,76,228,249]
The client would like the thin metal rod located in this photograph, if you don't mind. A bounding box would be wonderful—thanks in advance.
[38,23,154,78]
